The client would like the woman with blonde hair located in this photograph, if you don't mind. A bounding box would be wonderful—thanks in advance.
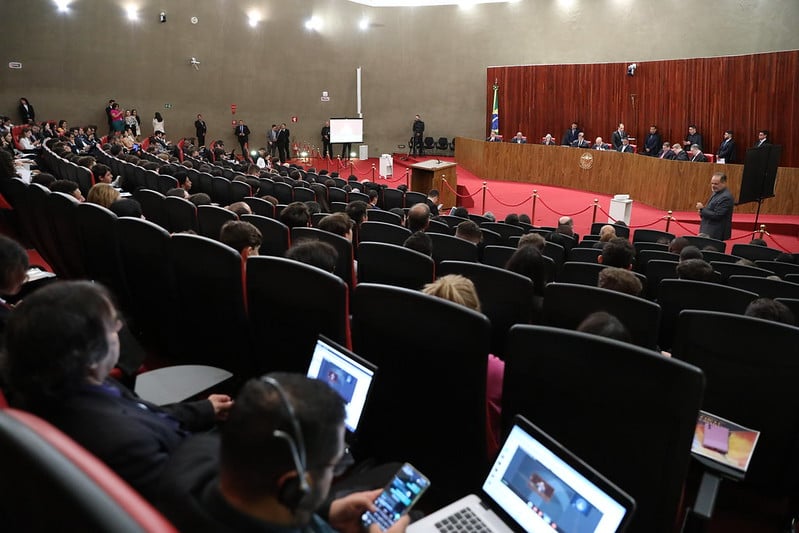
[422,274,504,455]
[86,183,120,209]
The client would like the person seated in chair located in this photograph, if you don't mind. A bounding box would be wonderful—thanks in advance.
[280,202,311,229]
[486,132,502,142]
[407,203,431,233]
[657,141,677,160]
[597,237,635,269]
[510,132,526,144]
[1,281,233,502]
[546,216,577,252]
[157,373,409,533]
[598,267,642,297]
[220,220,263,259]
[675,258,715,281]
[541,134,556,146]
[318,213,354,242]
[571,132,591,148]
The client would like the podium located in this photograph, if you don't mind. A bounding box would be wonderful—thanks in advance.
[410,160,458,207]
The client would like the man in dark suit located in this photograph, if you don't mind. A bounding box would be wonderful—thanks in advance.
[697,172,734,240]
[510,131,527,144]
[593,136,611,150]
[486,132,502,142]
[754,129,771,148]
[194,114,207,146]
[643,125,662,157]
[235,119,251,157]
[683,125,703,151]
[2,281,233,503]
[571,132,591,148]
[716,130,736,163]
[17,97,35,124]
[672,142,689,160]
[277,122,291,162]
[657,142,677,159]
[321,120,333,159]
[618,137,634,153]
[561,122,580,146]
[611,123,626,150]
[689,144,708,162]
[412,114,425,156]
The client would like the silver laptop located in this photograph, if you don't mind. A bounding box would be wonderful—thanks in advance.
[306,335,376,436]
[408,415,635,533]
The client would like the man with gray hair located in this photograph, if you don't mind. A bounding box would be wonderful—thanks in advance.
[689,144,707,162]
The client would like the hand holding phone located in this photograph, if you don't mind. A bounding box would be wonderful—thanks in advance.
[361,463,430,532]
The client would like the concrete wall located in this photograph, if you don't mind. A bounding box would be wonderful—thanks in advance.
[1,0,797,156]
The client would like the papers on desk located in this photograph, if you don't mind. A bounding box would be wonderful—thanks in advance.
[691,410,760,473]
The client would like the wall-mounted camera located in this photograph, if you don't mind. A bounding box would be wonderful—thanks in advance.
[627,63,637,76]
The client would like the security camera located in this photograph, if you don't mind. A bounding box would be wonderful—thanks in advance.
[627,63,637,76]
[159,11,166,23]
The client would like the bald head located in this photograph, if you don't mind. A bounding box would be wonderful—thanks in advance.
[557,216,574,236]
[408,202,431,232]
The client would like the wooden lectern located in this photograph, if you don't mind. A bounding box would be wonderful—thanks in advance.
[410,160,458,207]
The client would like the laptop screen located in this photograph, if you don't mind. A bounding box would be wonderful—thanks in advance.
[482,419,632,533]
[306,336,376,433]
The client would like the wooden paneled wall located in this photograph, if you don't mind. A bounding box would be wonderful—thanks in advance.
[486,51,799,168]
[455,137,799,216]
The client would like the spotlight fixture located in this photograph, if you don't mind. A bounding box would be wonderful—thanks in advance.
[305,17,322,31]
[125,4,138,21]
[159,11,166,23]
[627,63,638,76]
[358,18,369,31]
[247,10,261,28]
[189,57,201,70]
[54,0,71,13]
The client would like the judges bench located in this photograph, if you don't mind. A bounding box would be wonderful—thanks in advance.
[454,137,799,216]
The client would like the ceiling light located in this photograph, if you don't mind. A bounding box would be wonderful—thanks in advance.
[125,4,139,21]
[358,18,369,30]
[54,0,71,12]
[305,16,322,31]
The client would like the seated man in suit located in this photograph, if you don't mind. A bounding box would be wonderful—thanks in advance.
[157,374,409,533]
[486,132,502,142]
[1,281,233,502]
[546,216,577,253]
[593,136,611,150]
[671,142,689,160]
[716,130,736,163]
[657,141,677,159]
[570,132,591,148]
[689,144,708,162]
[618,137,634,153]
[542,133,556,146]
[509,131,527,144]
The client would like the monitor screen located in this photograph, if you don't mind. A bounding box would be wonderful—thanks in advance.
[330,118,363,144]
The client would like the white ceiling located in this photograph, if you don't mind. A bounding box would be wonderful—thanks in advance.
[346,0,516,6]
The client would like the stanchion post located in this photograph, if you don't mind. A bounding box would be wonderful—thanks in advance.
[482,182,487,215]
[371,164,376,181]
[531,189,538,222]
[758,224,766,237]
[592,199,599,225]
[665,210,673,232]
[405,168,410,189]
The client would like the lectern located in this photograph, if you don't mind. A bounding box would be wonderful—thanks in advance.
[410,160,458,207]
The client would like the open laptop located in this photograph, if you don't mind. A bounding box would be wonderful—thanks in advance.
[306,335,376,438]
[408,415,635,533]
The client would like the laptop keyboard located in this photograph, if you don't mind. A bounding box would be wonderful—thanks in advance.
[435,507,492,533]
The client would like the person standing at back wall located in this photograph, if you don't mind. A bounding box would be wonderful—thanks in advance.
[194,114,207,147]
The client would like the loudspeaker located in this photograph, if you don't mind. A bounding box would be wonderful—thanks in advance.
[738,145,781,205]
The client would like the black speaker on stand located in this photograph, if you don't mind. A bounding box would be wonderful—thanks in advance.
[737,144,782,232]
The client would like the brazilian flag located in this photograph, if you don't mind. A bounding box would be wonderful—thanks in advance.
[491,83,499,134]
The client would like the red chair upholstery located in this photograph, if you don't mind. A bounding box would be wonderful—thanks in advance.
[705,153,715,163]
[0,408,178,532]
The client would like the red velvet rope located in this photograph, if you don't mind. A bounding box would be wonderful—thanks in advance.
[764,232,793,252]
[596,205,669,229]
[440,179,483,198]
[381,173,406,183]
[666,217,698,235]
[535,194,594,217]
[486,187,533,208]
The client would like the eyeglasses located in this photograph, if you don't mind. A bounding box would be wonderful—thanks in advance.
[312,446,354,477]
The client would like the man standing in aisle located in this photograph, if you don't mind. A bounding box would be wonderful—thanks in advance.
[412,114,425,156]
[194,114,207,147]
[321,120,333,159]
[268,124,279,158]
[696,172,734,241]
[277,122,291,162]
[643,125,662,157]
[235,120,251,158]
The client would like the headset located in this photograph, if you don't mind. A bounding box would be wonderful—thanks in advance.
[260,375,310,510]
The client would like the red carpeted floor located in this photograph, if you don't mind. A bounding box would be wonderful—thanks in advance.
[313,154,799,253]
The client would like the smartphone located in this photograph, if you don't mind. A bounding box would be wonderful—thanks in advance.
[361,462,430,531]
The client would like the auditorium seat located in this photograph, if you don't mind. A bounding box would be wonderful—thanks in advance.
[75,203,127,304]
[47,191,86,279]
[357,242,434,290]
[731,243,782,262]
[502,325,704,533]
[481,245,516,268]
[404,191,427,207]
[567,247,602,263]
[328,187,348,204]
[247,256,350,375]
[291,227,356,291]
[479,228,503,246]
[710,261,774,281]
[351,284,491,507]
[439,260,536,359]
[243,196,275,218]
[293,186,316,203]
[700,250,741,263]
[272,181,294,205]
[632,229,675,244]
[644,260,678,300]
[427,232,479,265]
[635,249,679,273]
[0,408,178,532]
[229,180,252,203]
[727,275,799,300]
[683,235,726,253]
[590,222,630,239]
[359,221,411,246]
[135,189,167,229]
[754,260,799,279]
[426,218,452,235]
[240,214,290,257]
[364,209,401,225]
[543,282,661,349]
[479,222,525,245]
[197,205,237,240]
[163,196,198,233]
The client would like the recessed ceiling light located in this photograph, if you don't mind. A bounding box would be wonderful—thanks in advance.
[125,4,138,21]
[54,0,71,12]
[358,17,369,30]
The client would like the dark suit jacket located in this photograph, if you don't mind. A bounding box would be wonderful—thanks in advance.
[754,139,772,148]
[195,120,207,137]
[643,133,662,156]
[658,149,677,160]
[691,152,708,162]
[594,143,611,151]
[510,137,527,144]
[35,379,215,502]
[699,187,735,240]
[18,103,35,124]
[561,128,580,146]
[611,131,626,150]
[685,132,703,150]
[716,139,736,163]
[674,150,689,161]
[277,128,291,146]
[234,125,250,143]
[571,139,591,148]
[618,145,634,153]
